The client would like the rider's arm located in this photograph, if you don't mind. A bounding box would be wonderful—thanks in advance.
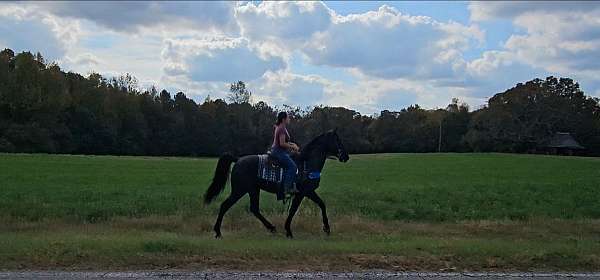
[279,134,298,151]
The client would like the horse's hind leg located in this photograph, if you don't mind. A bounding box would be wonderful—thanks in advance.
[307,191,330,235]
[249,191,276,233]
[213,191,244,238]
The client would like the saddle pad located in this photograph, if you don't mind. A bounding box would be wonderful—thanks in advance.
[257,154,283,183]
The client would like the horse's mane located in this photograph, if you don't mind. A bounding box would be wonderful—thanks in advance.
[299,132,330,159]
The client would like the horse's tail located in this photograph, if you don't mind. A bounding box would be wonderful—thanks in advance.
[204,153,238,204]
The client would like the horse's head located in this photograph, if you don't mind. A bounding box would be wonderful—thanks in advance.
[326,128,349,163]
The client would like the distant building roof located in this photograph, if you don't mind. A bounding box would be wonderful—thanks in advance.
[545,132,585,149]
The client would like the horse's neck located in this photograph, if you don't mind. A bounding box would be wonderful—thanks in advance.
[302,148,327,172]
[299,135,328,172]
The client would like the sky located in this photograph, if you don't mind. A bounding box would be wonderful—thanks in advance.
[1,1,599,114]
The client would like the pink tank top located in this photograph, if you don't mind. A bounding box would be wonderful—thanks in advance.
[271,125,290,149]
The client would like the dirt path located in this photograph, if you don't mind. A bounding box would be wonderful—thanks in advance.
[1,271,599,279]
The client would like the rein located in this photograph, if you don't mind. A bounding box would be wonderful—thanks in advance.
[298,134,331,182]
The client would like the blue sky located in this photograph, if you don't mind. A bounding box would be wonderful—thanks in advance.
[1,1,599,114]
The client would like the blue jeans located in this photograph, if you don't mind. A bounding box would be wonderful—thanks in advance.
[270,147,297,187]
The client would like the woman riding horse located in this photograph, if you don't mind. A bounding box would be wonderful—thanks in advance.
[204,125,350,238]
[270,111,300,194]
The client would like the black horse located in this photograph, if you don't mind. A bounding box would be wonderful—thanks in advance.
[204,130,350,238]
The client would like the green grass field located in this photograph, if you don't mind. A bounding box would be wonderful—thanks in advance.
[1,153,600,271]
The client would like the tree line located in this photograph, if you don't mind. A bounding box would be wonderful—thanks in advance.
[1,49,599,156]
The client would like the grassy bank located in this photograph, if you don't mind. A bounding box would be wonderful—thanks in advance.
[1,216,599,271]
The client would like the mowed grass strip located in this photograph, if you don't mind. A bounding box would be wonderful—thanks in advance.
[1,216,600,271]
[1,153,600,222]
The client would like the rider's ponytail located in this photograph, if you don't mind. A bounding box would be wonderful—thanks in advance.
[276,111,287,125]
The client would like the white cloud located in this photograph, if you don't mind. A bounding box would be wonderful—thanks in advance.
[253,70,328,107]
[235,2,484,81]
[468,2,600,21]
[236,2,332,48]
[0,3,81,60]
[39,1,238,35]
[233,1,335,62]
[161,37,286,83]
[59,29,165,89]
[506,11,600,74]
[250,70,483,114]
[64,53,100,67]
[301,5,483,80]
[467,2,600,97]
[326,75,478,113]
[160,74,229,102]
[467,50,516,76]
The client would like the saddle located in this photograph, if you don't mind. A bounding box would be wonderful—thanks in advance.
[266,150,281,167]
[257,151,285,184]
[257,151,321,201]
[257,151,321,183]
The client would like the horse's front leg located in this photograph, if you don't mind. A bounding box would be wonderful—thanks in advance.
[307,191,330,235]
[285,195,304,238]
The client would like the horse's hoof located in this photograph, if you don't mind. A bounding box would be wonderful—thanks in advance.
[215,233,222,239]
[286,232,293,239]
[323,226,331,235]
[269,227,277,233]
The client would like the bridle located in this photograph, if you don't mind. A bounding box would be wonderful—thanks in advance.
[333,134,345,160]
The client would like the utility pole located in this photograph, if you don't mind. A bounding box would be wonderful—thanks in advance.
[438,118,443,153]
